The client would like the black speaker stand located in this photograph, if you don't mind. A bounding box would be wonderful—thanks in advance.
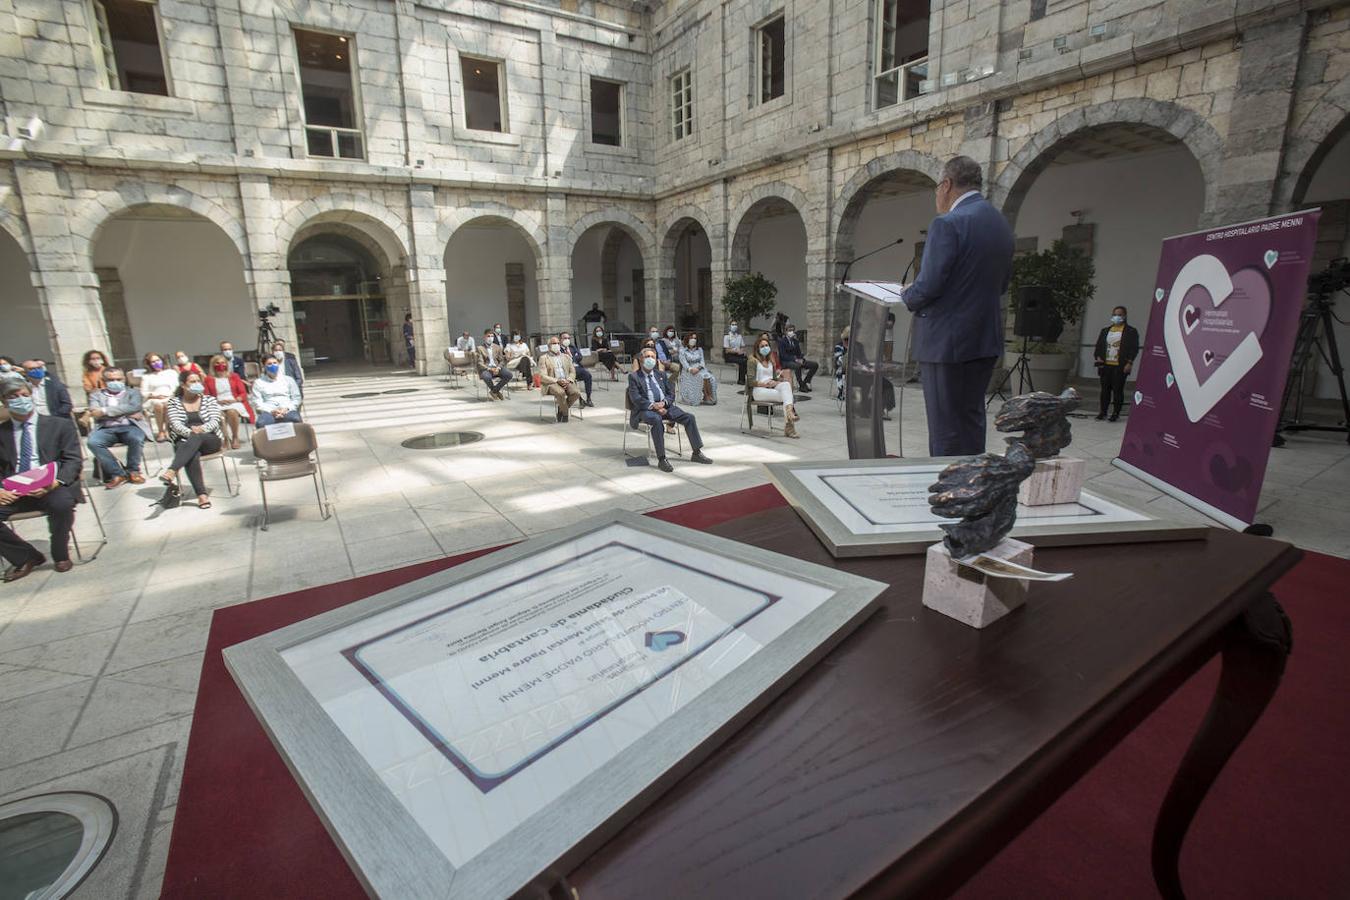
[987,335,1035,406]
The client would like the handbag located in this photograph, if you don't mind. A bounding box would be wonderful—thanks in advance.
[150,480,182,510]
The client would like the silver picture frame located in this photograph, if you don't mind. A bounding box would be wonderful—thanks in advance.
[224,510,885,899]
[765,457,1209,558]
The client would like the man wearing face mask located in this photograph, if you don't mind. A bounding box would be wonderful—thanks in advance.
[627,348,713,472]
[0,381,83,580]
[901,155,1014,456]
[559,332,594,408]
[455,331,477,353]
[541,337,584,422]
[271,341,304,389]
[21,359,73,420]
[219,341,246,379]
[250,355,303,426]
[1093,305,1140,422]
[776,324,818,393]
[723,323,748,385]
[86,367,150,488]
[477,329,512,400]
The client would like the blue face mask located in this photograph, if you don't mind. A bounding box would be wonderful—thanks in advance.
[265,364,280,375]
[642,357,657,371]
[759,346,771,356]
[104,380,125,394]
[27,367,46,381]
[223,349,234,359]
[187,382,205,394]
[6,395,34,415]
[1111,315,1124,325]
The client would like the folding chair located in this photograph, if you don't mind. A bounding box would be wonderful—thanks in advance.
[579,351,608,392]
[445,349,474,387]
[251,422,333,530]
[8,478,108,563]
[173,429,241,497]
[740,390,783,436]
[622,394,682,459]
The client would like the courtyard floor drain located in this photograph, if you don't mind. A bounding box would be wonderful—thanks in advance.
[339,391,381,399]
[382,388,420,395]
[401,431,485,449]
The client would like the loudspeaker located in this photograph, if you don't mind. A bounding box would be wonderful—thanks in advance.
[1014,286,1052,339]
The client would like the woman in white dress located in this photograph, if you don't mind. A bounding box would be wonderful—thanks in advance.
[504,333,534,388]
[676,333,718,405]
[139,351,181,441]
[750,334,799,438]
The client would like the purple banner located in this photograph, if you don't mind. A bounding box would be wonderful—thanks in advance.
[1115,210,1321,528]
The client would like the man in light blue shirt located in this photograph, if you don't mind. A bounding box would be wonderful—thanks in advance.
[250,355,303,426]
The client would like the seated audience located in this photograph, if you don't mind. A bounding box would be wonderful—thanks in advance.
[540,337,583,422]
[140,353,179,440]
[162,371,222,509]
[220,340,246,378]
[752,334,800,438]
[0,358,23,417]
[270,340,304,388]
[628,347,713,472]
[205,354,254,449]
[477,329,512,400]
[678,333,718,405]
[455,331,477,352]
[0,380,83,580]
[833,328,849,401]
[86,366,149,487]
[777,323,818,393]
[840,327,896,419]
[250,355,303,425]
[504,332,534,387]
[631,338,663,372]
[81,350,109,400]
[723,324,748,385]
[560,332,593,408]
[22,359,73,419]
[590,325,619,379]
[656,326,683,378]
[172,351,204,378]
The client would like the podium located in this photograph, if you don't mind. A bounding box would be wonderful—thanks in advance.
[841,281,907,459]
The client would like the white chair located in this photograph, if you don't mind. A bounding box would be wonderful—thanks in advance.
[622,394,682,459]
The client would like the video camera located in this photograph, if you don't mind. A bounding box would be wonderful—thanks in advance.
[1307,257,1350,298]
[258,303,282,320]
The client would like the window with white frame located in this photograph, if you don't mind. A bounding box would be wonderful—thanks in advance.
[295,29,364,159]
[88,0,170,95]
[671,68,694,141]
[874,0,929,108]
[591,78,623,146]
[461,56,507,132]
[756,15,786,104]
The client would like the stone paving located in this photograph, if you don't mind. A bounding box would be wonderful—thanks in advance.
[1,366,1347,897]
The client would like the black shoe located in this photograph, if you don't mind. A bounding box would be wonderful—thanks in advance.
[583,398,593,408]
[556,410,563,422]
[1108,414,1120,422]
[800,384,813,393]
[561,412,569,422]
[1095,413,1106,420]
[657,458,674,473]
[690,450,713,464]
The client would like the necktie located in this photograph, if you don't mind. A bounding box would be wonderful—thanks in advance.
[648,374,661,403]
[20,420,34,473]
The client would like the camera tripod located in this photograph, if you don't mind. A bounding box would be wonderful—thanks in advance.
[987,334,1035,406]
[1276,286,1350,445]
[256,314,280,359]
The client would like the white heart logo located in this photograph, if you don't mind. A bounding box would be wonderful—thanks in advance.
[1133,390,1143,405]
[1183,304,1199,334]
[1264,250,1278,269]
[1166,373,1174,388]
[1163,254,1264,423]
[1155,288,1165,303]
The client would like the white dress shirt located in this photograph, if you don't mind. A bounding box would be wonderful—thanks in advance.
[951,190,980,210]
[30,380,49,415]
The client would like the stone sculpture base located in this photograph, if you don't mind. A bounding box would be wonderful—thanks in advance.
[1018,457,1086,507]
[922,537,1034,629]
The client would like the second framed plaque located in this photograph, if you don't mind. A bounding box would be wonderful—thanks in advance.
[766,458,1208,558]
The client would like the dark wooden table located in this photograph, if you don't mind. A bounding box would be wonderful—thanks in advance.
[565,507,1298,900]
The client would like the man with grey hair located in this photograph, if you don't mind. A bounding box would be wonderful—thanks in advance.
[901,155,1014,456]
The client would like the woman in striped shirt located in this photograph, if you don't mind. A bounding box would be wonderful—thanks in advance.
[161,370,223,509]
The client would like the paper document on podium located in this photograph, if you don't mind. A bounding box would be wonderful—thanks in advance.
[841,281,907,304]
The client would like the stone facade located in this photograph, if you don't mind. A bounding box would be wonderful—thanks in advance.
[2,0,1348,382]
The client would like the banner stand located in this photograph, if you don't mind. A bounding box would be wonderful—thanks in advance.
[1111,457,1249,531]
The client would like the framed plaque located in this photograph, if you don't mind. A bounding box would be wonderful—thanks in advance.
[224,511,885,899]
[766,458,1208,558]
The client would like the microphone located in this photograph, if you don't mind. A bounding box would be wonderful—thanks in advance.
[901,252,917,286]
[839,237,903,286]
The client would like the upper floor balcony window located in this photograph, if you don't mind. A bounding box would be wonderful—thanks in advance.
[89,0,171,95]
[591,78,623,146]
[294,28,364,160]
[756,15,786,105]
[462,56,507,133]
[874,0,928,108]
[671,69,694,141]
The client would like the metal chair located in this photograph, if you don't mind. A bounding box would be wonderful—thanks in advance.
[536,351,585,421]
[444,349,475,388]
[172,428,241,497]
[7,478,108,563]
[622,394,682,459]
[579,351,608,392]
[251,422,333,530]
[740,389,783,435]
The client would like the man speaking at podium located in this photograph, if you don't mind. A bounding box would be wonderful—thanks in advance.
[901,155,1014,457]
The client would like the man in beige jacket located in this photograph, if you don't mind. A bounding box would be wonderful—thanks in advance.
[539,336,583,422]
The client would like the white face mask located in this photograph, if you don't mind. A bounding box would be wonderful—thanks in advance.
[649,331,658,339]
[786,331,796,339]
[562,338,571,347]
[687,339,697,347]
[549,344,560,354]
[665,330,674,338]
[729,325,738,333]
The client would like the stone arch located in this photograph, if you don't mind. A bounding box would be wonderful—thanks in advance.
[1278,72,1350,208]
[0,209,32,259]
[832,149,944,258]
[276,193,410,265]
[79,183,249,270]
[728,183,810,275]
[438,203,546,264]
[567,208,655,266]
[659,204,716,264]
[992,98,1224,228]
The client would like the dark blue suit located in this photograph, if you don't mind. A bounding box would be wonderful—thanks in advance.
[278,352,303,388]
[228,356,246,379]
[902,193,1014,456]
[627,369,703,459]
[563,343,592,401]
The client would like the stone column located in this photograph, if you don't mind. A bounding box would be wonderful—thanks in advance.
[804,149,834,357]
[707,181,731,341]
[406,183,447,375]
[94,267,135,365]
[236,175,298,359]
[539,193,572,336]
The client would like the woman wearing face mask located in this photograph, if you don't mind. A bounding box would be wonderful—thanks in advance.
[590,326,619,379]
[504,332,534,388]
[751,335,799,438]
[203,354,254,449]
[140,352,180,441]
[657,327,683,379]
[163,371,223,509]
[172,351,203,378]
[81,349,109,400]
[677,332,718,405]
[723,323,748,385]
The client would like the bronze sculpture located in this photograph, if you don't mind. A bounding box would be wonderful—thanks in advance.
[994,388,1081,459]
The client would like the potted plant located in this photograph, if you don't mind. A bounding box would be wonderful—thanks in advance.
[721,272,778,335]
[1006,240,1096,394]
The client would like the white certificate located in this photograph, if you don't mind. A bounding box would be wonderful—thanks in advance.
[279,524,834,869]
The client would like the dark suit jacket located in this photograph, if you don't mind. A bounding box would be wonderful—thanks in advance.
[229,356,247,379]
[35,377,73,419]
[777,335,808,366]
[280,353,303,386]
[0,414,83,485]
[627,370,681,426]
[564,344,587,367]
[902,194,1015,364]
[1093,324,1140,367]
